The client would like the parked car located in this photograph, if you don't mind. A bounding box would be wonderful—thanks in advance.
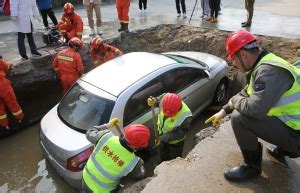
[39,51,228,189]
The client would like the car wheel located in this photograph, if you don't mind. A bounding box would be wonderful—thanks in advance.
[213,80,227,105]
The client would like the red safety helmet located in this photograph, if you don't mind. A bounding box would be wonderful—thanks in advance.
[90,36,102,50]
[124,124,150,149]
[68,37,83,51]
[226,30,257,61]
[162,93,182,117]
[64,2,74,15]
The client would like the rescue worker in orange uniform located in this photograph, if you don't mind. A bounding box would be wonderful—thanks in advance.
[82,118,150,193]
[0,55,24,130]
[52,37,84,94]
[57,3,83,42]
[90,36,123,67]
[116,0,130,33]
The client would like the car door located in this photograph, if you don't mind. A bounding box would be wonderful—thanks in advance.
[161,67,211,116]
[123,77,168,148]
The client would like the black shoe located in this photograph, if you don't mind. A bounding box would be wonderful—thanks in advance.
[21,55,29,61]
[224,143,262,182]
[242,21,252,27]
[267,145,298,164]
[32,52,42,58]
[224,163,261,182]
[241,21,247,25]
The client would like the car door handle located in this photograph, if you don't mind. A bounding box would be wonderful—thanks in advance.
[182,96,189,100]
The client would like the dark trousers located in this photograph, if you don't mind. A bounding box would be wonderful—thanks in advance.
[139,0,147,10]
[209,0,221,18]
[40,8,58,28]
[175,0,186,14]
[231,110,300,156]
[17,23,38,58]
[159,141,184,161]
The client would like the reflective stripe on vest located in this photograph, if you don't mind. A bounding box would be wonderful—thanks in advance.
[157,102,192,144]
[12,109,22,116]
[0,114,7,119]
[58,55,73,61]
[83,132,140,192]
[247,53,300,130]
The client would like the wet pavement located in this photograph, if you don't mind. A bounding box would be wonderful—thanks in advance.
[0,0,299,192]
[1,0,300,64]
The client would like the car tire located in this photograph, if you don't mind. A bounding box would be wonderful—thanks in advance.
[213,79,227,105]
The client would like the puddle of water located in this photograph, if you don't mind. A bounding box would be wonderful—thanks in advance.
[0,124,76,193]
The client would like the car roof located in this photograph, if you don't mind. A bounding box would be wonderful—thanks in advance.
[81,52,176,96]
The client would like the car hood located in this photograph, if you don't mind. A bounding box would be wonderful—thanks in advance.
[163,51,227,70]
[40,104,91,153]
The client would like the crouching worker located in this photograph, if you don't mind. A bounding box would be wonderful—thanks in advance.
[0,56,24,130]
[147,93,193,161]
[90,36,123,67]
[82,118,150,193]
[205,30,300,182]
[57,3,83,42]
[52,37,84,94]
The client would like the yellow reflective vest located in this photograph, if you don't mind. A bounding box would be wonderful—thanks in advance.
[83,132,140,193]
[157,102,192,144]
[247,53,300,131]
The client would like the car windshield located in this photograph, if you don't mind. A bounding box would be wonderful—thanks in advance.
[58,83,115,132]
[164,54,207,68]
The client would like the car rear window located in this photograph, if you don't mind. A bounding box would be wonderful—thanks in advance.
[164,54,207,68]
[58,83,115,132]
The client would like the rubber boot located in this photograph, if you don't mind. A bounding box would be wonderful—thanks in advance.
[123,23,129,33]
[267,145,298,165]
[242,21,252,27]
[224,142,262,182]
[118,23,124,32]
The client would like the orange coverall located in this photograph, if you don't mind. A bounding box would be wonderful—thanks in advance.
[57,12,83,40]
[0,59,24,127]
[52,47,84,94]
[91,43,123,67]
[116,0,130,23]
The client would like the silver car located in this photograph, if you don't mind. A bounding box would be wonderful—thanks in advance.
[39,52,228,189]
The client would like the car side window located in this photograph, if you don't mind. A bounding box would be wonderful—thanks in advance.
[162,67,207,93]
[124,78,167,125]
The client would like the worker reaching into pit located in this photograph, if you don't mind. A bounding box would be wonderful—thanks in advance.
[147,93,193,161]
[52,37,84,94]
[0,55,24,130]
[82,118,150,193]
[90,36,123,67]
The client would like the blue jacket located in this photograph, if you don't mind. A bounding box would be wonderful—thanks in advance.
[36,0,52,11]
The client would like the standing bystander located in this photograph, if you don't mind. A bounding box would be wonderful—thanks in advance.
[200,0,210,18]
[36,0,58,29]
[83,0,103,36]
[175,0,186,18]
[139,0,147,13]
[116,0,130,33]
[242,0,255,27]
[206,0,221,23]
[10,0,42,60]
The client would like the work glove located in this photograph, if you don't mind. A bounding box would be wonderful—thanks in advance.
[205,109,226,126]
[154,139,160,147]
[147,96,157,107]
[107,118,120,128]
